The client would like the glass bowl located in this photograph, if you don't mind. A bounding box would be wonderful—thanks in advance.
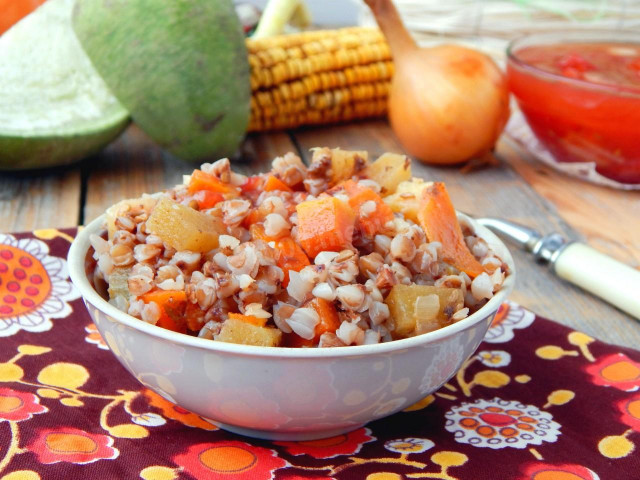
[506,31,640,186]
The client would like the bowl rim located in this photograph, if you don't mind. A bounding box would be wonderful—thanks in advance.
[506,29,640,98]
[68,212,516,359]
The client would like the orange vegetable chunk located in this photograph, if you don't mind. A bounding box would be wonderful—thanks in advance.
[264,175,293,192]
[283,298,341,347]
[251,225,310,287]
[276,237,310,287]
[141,290,188,333]
[296,197,356,258]
[342,180,394,236]
[418,182,485,278]
[309,297,341,339]
[193,190,224,209]
[185,302,206,332]
[188,169,238,195]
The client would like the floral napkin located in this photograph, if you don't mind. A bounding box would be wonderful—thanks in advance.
[0,229,639,480]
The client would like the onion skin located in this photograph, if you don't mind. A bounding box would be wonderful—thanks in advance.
[365,0,510,165]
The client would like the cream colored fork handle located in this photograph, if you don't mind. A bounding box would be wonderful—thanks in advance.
[553,242,640,320]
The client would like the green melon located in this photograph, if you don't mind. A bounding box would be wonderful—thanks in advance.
[0,0,129,170]
[72,0,251,162]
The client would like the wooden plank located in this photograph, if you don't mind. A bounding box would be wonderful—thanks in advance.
[291,120,640,348]
[83,126,299,223]
[501,140,640,269]
[0,166,80,233]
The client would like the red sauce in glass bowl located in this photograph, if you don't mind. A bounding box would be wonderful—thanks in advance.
[507,36,640,184]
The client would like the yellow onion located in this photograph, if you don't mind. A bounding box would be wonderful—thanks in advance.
[365,0,510,165]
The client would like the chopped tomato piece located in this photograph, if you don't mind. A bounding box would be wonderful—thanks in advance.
[241,175,263,193]
[296,197,356,258]
[628,58,640,72]
[557,53,595,73]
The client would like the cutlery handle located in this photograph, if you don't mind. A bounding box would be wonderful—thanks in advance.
[553,242,640,320]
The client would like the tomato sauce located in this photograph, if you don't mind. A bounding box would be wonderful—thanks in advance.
[508,42,640,184]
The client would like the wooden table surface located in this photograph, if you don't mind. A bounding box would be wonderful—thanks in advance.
[2,121,639,348]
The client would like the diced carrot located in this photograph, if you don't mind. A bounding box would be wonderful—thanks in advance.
[250,224,310,286]
[249,223,272,242]
[241,175,263,193]
[282,298,341,347]
[228,312,268,327]
[309,298,341,339]
[264,175,293,192]
[141,290,188,333]
[341,180,394,236]
[193,190,224,210]
[188,169,238,195]
[277,237,310,287]
[296,197,356,258]
[243,208,264,228]
[417,182,485,278]
[185,302,206,332]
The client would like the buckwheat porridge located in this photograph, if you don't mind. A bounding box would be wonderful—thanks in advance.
[89,148,508,348]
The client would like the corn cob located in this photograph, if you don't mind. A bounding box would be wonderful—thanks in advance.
[246,27,392,132]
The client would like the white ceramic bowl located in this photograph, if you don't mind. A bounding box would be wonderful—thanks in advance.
[68,213,515,441]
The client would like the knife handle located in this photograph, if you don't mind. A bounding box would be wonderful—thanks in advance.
[553,242,640,320]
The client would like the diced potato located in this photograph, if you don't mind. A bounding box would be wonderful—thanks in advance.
[383,178,433,223]
[146,197,224,253]
[363,152,411,196]
[385,284,464,339]
[216,318,282,347]
[107,267,131,307]
[312,147,369,185]
[105,196,158,239]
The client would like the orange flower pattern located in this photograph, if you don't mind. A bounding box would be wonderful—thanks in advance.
[275,428,375,459]
[0,234,79,336]
[617,393,640,432]
[519,462,600,480]
[173,440,287,480]
[0,231,639,479]
[0,388,47,422]
[27,427,118,464]
[585,353,640,392]
[143,389,217,431]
